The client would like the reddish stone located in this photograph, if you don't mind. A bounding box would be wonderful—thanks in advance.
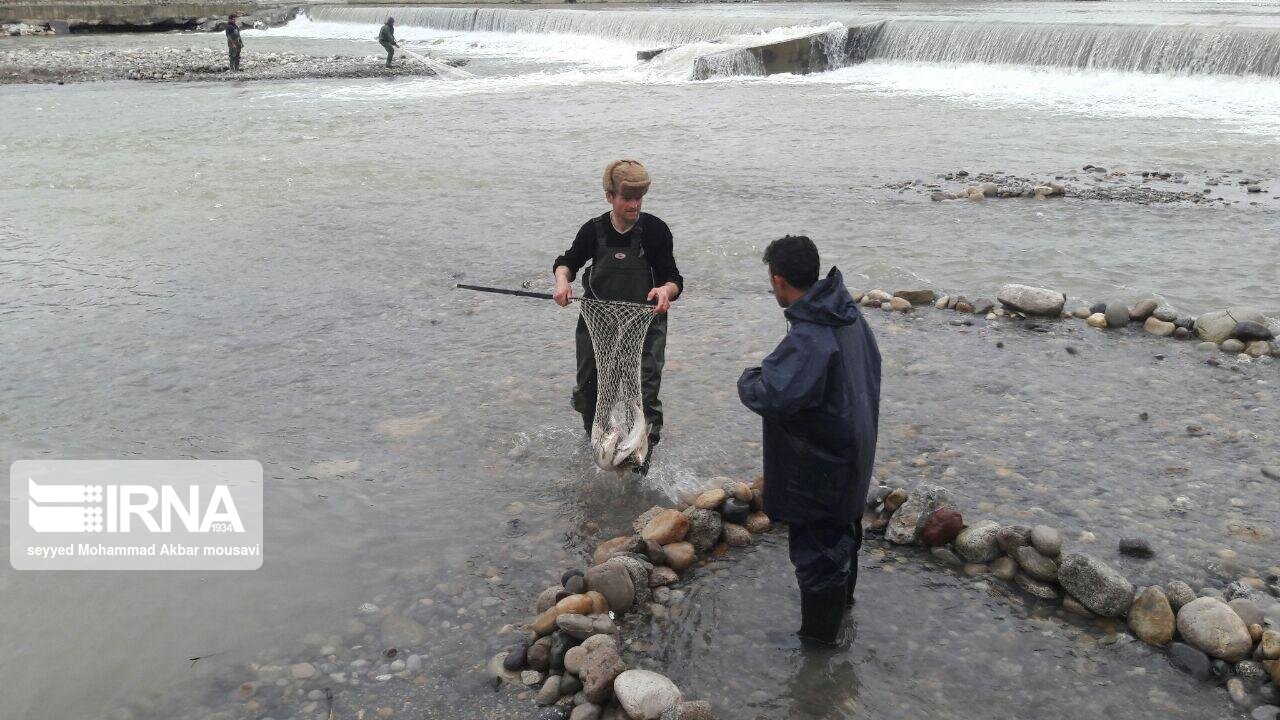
[920,507,964,547]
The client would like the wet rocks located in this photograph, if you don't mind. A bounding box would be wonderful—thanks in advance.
[586,563,635,615]
[1016,573,1060,600]
[1167,581,1197,611]
[1029,525,1062,558]
[536,674,563,705]
[1013,545,1059,582]
[721,523,752,547]
[1234,321,1274,341]
[1169,642,1214,680]
[920,507,964,547]
[991,556,1019,581]
[882,488,909,513]
[662,542,695,572]
[997,284,1066,317]
[641,510,689,546]
[719,498,750,526]
[1177,597,1253,661]
[580,643,627,703]
[744,512,772,533]
[693,489,726,510]
[1087,313,1108,329]
[379,615,426,649]
[955,520,1003,563]
[996,525,1032,554]
[1131,299,1159,320]
[886,484,955,545]
[894,289,936,305]
[1229,598,1265,628]
[613,669,682,720]
[1057,553,1134,617]
[1144,316,1176,337]
[1104,303,1130,329]
[1223,339,1246,354]
[1129,586,1176,647]
[682,508,723,554]
[1118,537,1155,558]
[556,614,595,640]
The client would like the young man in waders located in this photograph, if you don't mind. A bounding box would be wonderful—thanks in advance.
[738,235,881,646]
[225,14,243,72]
[552,159,683,456]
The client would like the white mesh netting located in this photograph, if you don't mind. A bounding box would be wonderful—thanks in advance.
[578,298,657,472]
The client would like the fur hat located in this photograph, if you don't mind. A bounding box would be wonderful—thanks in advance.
[602,160,650,198]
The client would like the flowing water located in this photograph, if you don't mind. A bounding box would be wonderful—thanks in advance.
[2,2,1279,719]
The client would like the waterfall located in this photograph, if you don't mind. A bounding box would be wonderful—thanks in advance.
[865,20,1280,77]
[306,6,822,46]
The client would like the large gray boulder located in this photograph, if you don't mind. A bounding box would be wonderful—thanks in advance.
[997,284,1066,316]
[613,669,681,720]
[885,484,954,545]
[1176,597,1253,661]
[1057,553,1134,617]
[1197,307,1266,344]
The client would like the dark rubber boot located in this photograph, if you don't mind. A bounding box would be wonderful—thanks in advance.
[798,585,846,646]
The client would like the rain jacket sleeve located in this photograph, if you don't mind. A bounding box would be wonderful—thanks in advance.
[738,328,833,419]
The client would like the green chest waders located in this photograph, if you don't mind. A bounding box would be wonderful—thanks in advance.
[572,217,668,442]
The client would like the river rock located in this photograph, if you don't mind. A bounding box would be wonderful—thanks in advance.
[528,637,553,671]
[662,542,695,571]
[1197,309,1264,343]
[991,556,1019,581]
[641,510,689,546]
[649,566,678,586]
[632,506,666,534]
[1252,706,1280,720]
[1234,320,1274,341]
[1016,573,1061,600]
[586,562,634,615]
[1129,586,1176,647]
[682,508,723,553]
[744,512,772,533]
[971,298,995,314]
[920,507,964,547]
[571,704,602,720]
[885,484,954,545]
[1153,305,1178,322]
[998,284,1065,316]
[1131,299,1158,320]
[996,525,1032,554]
[1174,326,1191,339]
[955,520,1002,563]
[538,585,564,613]
[641,540,667,566]
[557,594,594,616]
[1104,303,1130,328]
[1166,581,1197,611]
[882,488,909,513]
[720,498,750,525]
[694,489,727,510]
[594,536,643,566]
[889,297,912,312]
[1087,312,1108,329]
[894,289,936,305]
[1246,341,1272,357]
[564,646,587,676]
[1222,338,1246,353]
[1029,525,1062,557]
[1013,545,1059,582]
[380,616,426,649]
[556,614,595,640]
[565,574,587,595]
[1261,630,1280,660]
[613,669,681,720]
[1177,597,1253,660]
[537,674,563,705]
[1144,316,1175,337]
[1169,642,1214,680]
[722,523,752,547]
[607,556,651,608]
[1118,537,1154,558]
[1057,553,1134,617]
[1229,598,1265,627]
[580,643,627,703]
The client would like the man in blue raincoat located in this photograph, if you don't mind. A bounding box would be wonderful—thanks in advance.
[738,235,881,645]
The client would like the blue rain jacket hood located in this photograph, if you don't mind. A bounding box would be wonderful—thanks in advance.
[737,266,882,525]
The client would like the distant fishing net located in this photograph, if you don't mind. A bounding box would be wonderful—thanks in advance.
[579,298,656,472]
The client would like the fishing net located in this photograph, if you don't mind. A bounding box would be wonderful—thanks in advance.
[578,298,657,472]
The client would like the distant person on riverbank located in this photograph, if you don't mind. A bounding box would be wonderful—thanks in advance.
[553,159,683,451]
[225,13,243,72]
[738,235,881,646]
[378,17,399,68]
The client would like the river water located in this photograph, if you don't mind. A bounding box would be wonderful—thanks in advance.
[1,2,1278,719]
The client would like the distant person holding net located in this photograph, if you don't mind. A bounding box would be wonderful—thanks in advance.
[552,160,683,454]
[225,13,243,72]
[738,235,881,646]
[378,17,400,68]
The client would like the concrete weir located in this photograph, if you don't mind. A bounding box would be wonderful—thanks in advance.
[679,21,886,80]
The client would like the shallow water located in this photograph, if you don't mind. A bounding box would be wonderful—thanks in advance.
[2,3,1278,719]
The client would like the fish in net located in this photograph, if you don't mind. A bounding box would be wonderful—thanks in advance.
[578,298,657,473]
